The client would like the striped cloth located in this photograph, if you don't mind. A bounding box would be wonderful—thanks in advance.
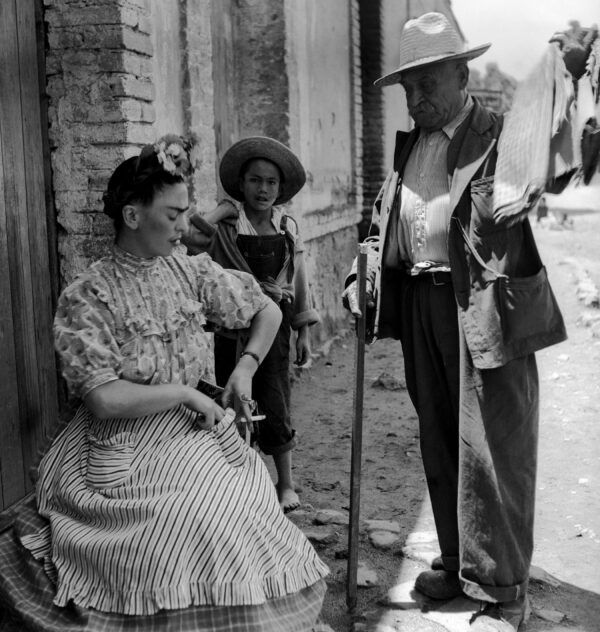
[493,44,577,222]
[1,406,328,630]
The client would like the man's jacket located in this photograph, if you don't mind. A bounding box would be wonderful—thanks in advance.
[349,99,566,369]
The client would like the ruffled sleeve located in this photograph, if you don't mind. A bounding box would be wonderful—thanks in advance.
[193,254,271,330]
[54,276,122,399]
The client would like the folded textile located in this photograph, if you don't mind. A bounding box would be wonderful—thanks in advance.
[582,36,600,183]
[493,44,577,222]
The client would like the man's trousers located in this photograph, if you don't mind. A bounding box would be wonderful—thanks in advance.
[399,273,539,603]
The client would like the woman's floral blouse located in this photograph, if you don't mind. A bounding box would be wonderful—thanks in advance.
[54,246,270,399]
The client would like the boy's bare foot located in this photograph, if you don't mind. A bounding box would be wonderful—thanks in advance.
[278,485,300,513]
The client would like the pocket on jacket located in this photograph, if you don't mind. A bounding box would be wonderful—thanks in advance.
[497,266,565,344]
[86,432,135,489]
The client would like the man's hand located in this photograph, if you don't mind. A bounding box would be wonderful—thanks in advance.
[341,280,375,318]
[549,21,598,80]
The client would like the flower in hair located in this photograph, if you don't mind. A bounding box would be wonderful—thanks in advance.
[138,133,198,177]
[154,140,182,175]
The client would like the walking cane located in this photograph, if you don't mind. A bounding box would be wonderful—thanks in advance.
[346,243,368,612]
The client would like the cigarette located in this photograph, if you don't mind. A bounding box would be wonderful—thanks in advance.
[238,414,266,424]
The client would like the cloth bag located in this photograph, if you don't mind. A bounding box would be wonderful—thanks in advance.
[457,220,567,368]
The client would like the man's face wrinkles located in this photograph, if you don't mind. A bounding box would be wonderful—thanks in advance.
[401,63,465,132]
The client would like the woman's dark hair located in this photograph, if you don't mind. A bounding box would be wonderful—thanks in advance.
[102,138,192,232]
[238,157,285,183]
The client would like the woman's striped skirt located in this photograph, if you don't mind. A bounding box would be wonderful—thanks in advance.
[3,405,328,630]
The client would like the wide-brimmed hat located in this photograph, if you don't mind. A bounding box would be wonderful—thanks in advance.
[219,136,306,204]
[374,12,491,87]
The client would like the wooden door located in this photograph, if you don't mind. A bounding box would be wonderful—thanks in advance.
[0,0,59,510]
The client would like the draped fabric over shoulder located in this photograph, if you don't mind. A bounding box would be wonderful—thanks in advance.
[0,247,328,631]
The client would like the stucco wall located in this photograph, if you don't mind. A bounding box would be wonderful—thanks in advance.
[284,0,363,335]
[285,0,362,241]
[150,0,184,138]
[303,227,358,339]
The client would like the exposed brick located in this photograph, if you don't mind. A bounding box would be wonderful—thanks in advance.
[48,29,85,49]
[110,74,154,101]
[45,7,121,27]
[121,28,153,56]
[57,210,95,233]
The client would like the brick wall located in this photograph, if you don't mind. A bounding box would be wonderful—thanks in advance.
[44,0,219,285]
[44,0,157,285]
[358,0,384,238]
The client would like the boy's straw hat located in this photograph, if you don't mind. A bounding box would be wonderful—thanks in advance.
[219,136,306,204]
[374,12,491,87]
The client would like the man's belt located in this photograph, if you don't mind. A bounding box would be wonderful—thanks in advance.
[410,271,452,286]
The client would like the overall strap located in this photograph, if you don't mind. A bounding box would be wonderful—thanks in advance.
[279,214,296,283]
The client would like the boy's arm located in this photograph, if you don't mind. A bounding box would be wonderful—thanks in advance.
[200,199,239,226]
[290,246,320,330]
[182,199,238,253]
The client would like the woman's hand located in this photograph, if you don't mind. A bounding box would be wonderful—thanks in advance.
[222,355,256,422]
[183,387,226,430]
[295,326,311,367]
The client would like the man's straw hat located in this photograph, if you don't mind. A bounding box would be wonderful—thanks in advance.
[374,12,491,87]
[219,136,306,205]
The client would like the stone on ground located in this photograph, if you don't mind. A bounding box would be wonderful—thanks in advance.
[364,519,401,534]
[405,530,438,545]
[369,530,399,549]
[357,562,379,587]
[314,508,348,525]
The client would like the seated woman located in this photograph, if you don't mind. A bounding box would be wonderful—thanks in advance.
[0,135,328,632]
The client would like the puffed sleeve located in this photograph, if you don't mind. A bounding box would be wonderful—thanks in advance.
[194,255,271,330]
[53,278,123,399]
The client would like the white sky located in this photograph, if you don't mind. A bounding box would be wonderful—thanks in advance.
[451,0,600,80]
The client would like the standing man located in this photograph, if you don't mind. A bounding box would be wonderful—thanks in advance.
[343,13,567,632]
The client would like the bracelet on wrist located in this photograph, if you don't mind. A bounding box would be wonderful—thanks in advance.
[240,350,260,366]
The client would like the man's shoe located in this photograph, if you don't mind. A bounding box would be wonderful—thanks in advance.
[430,555,444,570]
[469,596,530,632]
[414,569,463,600]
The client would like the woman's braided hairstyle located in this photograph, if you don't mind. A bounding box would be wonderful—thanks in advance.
[102,134,196,232]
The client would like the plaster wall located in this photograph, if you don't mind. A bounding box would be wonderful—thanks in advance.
[182,1,218,209]
[285,0,362,241]
[149,0,184,138]
[285,0,362,335]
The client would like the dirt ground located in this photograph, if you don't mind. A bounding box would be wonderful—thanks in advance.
[277,208,600,632]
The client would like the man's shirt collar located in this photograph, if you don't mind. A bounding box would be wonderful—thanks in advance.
[441,95,473,140]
